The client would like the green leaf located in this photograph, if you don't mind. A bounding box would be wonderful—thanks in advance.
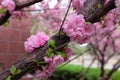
[38,61,46,64]
[15,70,21,75]
[0,8,6,14]
[3,21,9,27]
[85,22,90,24]
[46,48,53,54]
[6,76,11,80]
[46,52,55,58]
[97,4,102,9]
[10,66,16,75]
[32,59,38,63]
[56,51,66,58]
[47,39,55,48]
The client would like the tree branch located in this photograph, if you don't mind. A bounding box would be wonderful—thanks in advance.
[15,0,43,10]
[0,33,70,80]
[80,0,116,23]
[106,59,120,80]
[0,0,43,25]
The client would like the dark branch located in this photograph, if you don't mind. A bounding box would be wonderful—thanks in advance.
[80,0,116,23]
[106,59,120,79]
[0,33,70,80]
[0,11,11,25]
[15,0,43,10]
[0,0,43,26]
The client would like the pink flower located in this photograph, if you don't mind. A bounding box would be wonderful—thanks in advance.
[36,32,49,46]
[114,39,120,53]
[44,57,53,63]
[34,55,64,79]
[64,48,72,61]
[1,0,15,12]
[115,0,120,7]
[11,11,23,18]
[104,0,109,4]
[63,13,92,44]
[24,41,34,53]
[104,10,115,31]
[44,55,64,66]
[72,0,86,13]
[53,55,64,66]
[34,64,55,79]
[24,32,49,53]
[34,70,48,79]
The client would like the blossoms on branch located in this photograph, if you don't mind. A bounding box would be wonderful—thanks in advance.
[24,31,72,79]
[1,0,15,12]
[63,13,92,44]
[34,47,72,79]
[72,0,86,13]
[34,55,64,79]
[90,2,120,53]
[64,48,72,61]
[24,32,49,53]
[11,11,25,18]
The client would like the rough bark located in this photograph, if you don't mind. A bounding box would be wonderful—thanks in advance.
[80,0,115,23]
[0,33,70,80]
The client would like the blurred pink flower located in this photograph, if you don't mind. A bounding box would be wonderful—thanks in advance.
[24,32,49,53]
[64,48,72,61]
[72,0,86,13]
[34,55,64,79]
[53,55,64,66]
[63,13,92,44]
[1,0,15,12]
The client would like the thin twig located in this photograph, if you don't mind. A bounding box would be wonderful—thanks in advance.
[58,0,72,37]
[21,8,66,12]
[58,23,120,73]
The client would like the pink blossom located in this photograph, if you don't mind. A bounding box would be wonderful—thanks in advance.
[52,55,64,66]
[34,70,46,79]
[114,39,120,53]
[115,0,120,7]
[64,48,72,61]
[11,11,22,18]
[24,41,34,53]
[34,55,64,79]
[72,0,86,13]
[63,13,92,44]
[27,35,41,48]
[36,32,49,45]
[104,10,115,31]
[44,57,53,63]
[104,0,109,4]
[44,55,64,66]
[1,0,15,12]
[24,32,49,53]
[34,65,55,79]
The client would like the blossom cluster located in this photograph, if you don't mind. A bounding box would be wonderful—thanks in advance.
[34,48,72,79]
[72,0,86,13]
[63,13,92,44]
[34,55,64,79]
[24,32,49,53]
[90,0,120,53]
[0,0,15,12]
[24,31,72,79]
[0,0,26,18]
[35,0,64,35]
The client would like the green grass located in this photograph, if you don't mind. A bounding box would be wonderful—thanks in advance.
[48,64,120,80]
